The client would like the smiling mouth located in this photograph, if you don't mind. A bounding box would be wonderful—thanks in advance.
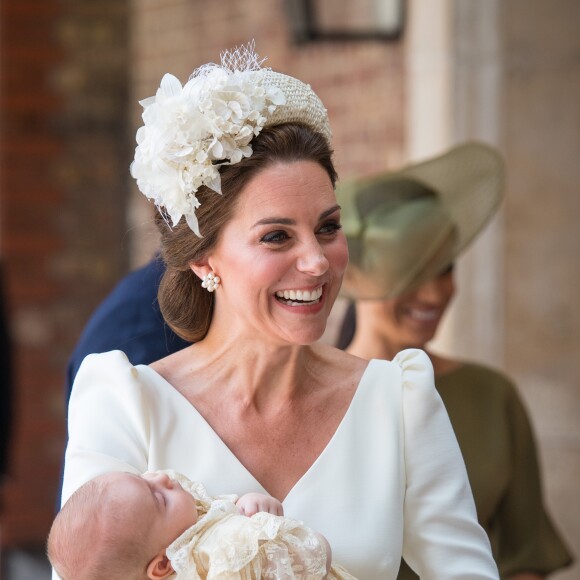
[275,286,323,306]
[407,308,440,322]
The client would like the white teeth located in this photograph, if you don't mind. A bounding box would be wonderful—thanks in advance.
[286,299,320,307]
[275,286,323,304]
[409,309,438,321]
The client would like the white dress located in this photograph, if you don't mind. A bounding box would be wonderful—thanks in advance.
[61,348,498,579]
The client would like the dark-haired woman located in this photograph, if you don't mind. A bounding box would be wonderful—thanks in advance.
[59,47,499,579]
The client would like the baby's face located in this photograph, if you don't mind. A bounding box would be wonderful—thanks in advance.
[106,471,198,550]
[141,471,199,546]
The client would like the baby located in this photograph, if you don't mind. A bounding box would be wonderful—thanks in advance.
[48,469,355,579]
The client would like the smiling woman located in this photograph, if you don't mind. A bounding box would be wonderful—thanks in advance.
[58,44,500,579]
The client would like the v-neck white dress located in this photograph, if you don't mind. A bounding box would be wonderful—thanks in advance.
[61,348,498,579]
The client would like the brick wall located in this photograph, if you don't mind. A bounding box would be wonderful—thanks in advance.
[0,0,64,547]
[0,0,130,546]
[132,0,405,176]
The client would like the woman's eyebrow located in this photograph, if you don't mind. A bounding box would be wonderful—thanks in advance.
[252,205,341,228]
[319,204,341,220]
[252,217,295,228]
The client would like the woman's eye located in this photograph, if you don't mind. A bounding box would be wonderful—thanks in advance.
[260,230,290,244]
[318,221,342,235]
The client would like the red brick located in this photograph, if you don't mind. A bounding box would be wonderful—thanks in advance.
[0,0,130,547]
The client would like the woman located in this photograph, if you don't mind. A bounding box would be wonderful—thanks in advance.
[60,45,498,578]
[336,144,573,579]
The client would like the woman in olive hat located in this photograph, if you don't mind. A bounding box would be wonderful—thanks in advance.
[337,143,573,580]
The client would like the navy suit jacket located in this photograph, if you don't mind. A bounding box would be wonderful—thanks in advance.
[66,257,190,399]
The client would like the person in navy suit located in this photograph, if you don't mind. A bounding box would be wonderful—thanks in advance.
[66,256,190,399]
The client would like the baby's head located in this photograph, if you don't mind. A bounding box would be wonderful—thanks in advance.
[48,471,198,580]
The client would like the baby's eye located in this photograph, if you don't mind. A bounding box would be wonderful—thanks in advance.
[260,230,290,244]
[318,220,342,235]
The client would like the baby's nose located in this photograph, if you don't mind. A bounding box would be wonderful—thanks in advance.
[145,471,174,488]
[157,473,174,488]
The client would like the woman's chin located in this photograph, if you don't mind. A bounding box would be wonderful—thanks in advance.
[277,321,328,346]
[402,332,435,350]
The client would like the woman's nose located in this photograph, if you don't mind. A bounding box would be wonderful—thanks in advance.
[296,241,329,276]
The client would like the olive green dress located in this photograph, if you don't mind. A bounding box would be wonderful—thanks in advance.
[397,362,573,579]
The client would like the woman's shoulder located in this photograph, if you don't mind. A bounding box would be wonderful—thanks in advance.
[457,360,514,382]
[317,344,432,375]
[333,347,436,401]
[391,348,433,370]
[390,350,437,404]
[78,348,134,369]
[440,359,519,397]
[74,349,136,384]
[370,348,435,386]
[71,349,159,405]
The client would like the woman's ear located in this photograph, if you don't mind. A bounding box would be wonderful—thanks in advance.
[146,552,174,580]
[188,259,209,282]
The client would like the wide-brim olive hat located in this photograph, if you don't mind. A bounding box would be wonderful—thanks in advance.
[337,142,505,300]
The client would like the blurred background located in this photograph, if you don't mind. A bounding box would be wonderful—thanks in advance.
[0,0,578,578]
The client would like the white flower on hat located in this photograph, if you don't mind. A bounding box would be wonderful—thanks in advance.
[130,44,286,236]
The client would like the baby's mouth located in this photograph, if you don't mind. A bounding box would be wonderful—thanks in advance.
[274,286,323,306]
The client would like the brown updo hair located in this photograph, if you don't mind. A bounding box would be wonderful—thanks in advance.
[155,122,337,342]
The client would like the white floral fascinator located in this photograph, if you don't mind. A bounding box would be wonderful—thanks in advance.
[130,43,331,236]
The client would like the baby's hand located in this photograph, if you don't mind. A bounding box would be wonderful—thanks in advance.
[236,493,284,517]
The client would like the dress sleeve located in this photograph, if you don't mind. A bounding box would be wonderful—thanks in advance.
[60,350,150,506]
[494,380,573,576]
[397,349,499,579]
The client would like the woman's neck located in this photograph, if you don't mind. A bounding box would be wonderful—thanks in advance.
[343,302,407,360]
[165,325,328,406]
[346,328,404,362]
